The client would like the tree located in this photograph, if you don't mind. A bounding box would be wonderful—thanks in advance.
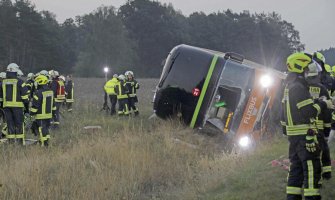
[74,6,136,77]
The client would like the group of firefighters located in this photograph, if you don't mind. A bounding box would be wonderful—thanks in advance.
[103,71,139,116]
[282,51,335,200]
[0,63,74,146]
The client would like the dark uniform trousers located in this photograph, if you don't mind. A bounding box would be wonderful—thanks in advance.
[53,102,62,125]
[317,131,331,176]
[109,94,117,115]
[128,96,138,115]
[287,135,322,200]
[4,107,24,143]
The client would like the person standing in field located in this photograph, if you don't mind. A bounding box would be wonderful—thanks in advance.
[49,70,65,127]
[125,71,139,116]
[115,74,129,116]
[104,74,119,115]
[30,75,56,147]
[0,63,29,145]
[65,74,74,112]
[282,52,334,200]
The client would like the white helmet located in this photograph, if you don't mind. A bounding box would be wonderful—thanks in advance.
[40,70,48,76]
[27,73,34,79]
[59,75,65,81]
[113,74,118,78]
[48,70,59,77]
[17,69,24,77]
[0,72,6,79]
[125,71,134,77]
[7,63,20,72]
[118,74,126,81]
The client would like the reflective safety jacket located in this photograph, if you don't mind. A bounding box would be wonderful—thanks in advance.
[65,80,74,102]
[30,85,56,119]
[50,78,65,102]
[125,78,139,97]
[25,79,35,99]
[114,80,129,99]
[308,82,332,131]
[104,78,119,95]
[0,72,29,108]
[281,73,326,136]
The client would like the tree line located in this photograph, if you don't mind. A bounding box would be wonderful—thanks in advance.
[0,0,308,77]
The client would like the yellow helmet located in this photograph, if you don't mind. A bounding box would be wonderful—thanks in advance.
[35,75,49,85]
[313,52,325,64]
[286,52,312,73]
[325,64,332,73]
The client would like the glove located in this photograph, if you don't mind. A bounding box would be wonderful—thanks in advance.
[131,82,135,86]
[305,129,318,153]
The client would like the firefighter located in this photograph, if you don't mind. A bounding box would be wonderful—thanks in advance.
[282,53,333,200]
[104,74,118,115]
[125,71,139,116]
[49,70,65,127]
[115,74,129,116]
[305,62,332,180]
[0,63,29,145]
[313,52,334,94]
[25,73,35,100]
[30,75,56,146]
[65,74,74,112]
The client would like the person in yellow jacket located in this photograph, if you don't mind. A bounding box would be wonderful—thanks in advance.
[114,74,129,116]
[104,74,119,115]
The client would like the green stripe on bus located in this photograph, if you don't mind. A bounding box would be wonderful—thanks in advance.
[190,55,219,128]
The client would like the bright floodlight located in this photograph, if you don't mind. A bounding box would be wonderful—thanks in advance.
[104,67,109,73]
[260,74,273,88]
[239,136,251,148]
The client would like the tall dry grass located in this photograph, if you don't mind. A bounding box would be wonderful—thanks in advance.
[2,78,329,199]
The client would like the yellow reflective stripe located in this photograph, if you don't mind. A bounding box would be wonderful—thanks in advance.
[324,123,331,128]
[307,160,314,190]
[332,113,335,121]
[35,114,52,119]
[296,99,313,109]
[52,106,56,111]
[286,124,316,135]
[286,186,302,195]
[33,95,39,101]
[30,107,38,112]
[322,166,331,173]
[6,134,16,139]
[280,121,286,126]
[304,188,320,196]
[21,95,28,100]
[313,104,321,115]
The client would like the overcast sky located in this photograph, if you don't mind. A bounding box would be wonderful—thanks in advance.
[31,0,334,52]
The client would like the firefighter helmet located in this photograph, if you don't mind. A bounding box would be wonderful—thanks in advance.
[35,75,49,85]
[0,72,6,79]
[27,73,34,79]
[59,75,65,81]
[286,52,312,73]
[40,70,49,76]
[7,63,20,72]
[17,69,24,77]
[313,52,326,64]
[118,74,126,81]
[113,74,118,78]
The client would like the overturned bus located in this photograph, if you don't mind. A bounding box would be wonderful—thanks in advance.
[153,44,286,148]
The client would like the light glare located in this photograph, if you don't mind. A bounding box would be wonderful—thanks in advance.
[239,136,251,148]
[260,74,273,88]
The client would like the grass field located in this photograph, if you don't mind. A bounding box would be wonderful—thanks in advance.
[0,78,334,199]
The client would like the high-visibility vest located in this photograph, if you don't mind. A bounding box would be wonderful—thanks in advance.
[30,89,56,119]
[1,79,28,108]
[104,78,118,95]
